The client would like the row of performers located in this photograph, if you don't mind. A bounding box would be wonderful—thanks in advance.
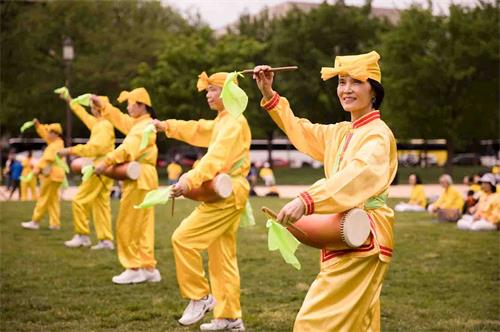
[20,51,397,332]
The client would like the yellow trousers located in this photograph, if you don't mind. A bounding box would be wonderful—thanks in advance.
[72,175,113,241]
[294,254,388,332]
[32,177,61,227]
[20,178,38,200]
[171,200,243,319]
[116,180,156,269]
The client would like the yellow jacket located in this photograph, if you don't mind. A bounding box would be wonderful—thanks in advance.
[21,157,35,176]
[263,95,398,262]
[167,162,183,180]
[162,111,251,209]
[259,167,274,178]
[434,186,464,210]
[35,123,65,182]
[409,184,426,208]
[100,102,158,191]
[69,103,115,160]
[476,192,500,224]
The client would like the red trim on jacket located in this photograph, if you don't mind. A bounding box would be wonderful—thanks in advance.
[263,93,280,111]
[352,111,380,129]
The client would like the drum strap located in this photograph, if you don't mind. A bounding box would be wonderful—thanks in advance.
[364,190,388,210]
[228,156,246,176]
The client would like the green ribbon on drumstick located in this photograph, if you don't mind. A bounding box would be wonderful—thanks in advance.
[221,71,248,119]
[70,93,92,107]
[140,123,156,150]
[266,218,301,270]
[54,86,70,99]
[20,171,34,182]
[20,121,35,133]
[54,155,70,173]
[240,200,256,228]
[81,165,94,182]
[134,186,172,209]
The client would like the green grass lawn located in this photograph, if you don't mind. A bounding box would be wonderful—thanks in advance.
[1,198,499,331]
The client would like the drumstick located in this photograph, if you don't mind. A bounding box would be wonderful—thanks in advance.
[240,66,298,74]
[261,206,308,237]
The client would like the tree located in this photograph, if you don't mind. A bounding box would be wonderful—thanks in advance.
[1,1,189,138]
[381,2,499,169]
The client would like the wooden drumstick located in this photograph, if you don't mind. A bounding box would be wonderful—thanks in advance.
[261,206,308,237]
[240,66,298,74]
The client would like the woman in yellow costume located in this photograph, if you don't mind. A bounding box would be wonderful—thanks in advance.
[395,173,426,212]
[58,92,115,250]
[20,151,38,200]
[21,120,65,230]
[253,51,397,331]
[93,87,160,284]
[152,71,250,331]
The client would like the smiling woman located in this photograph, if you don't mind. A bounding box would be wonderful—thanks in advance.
[252,51,398,332]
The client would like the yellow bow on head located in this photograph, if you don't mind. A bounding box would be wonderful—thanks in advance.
[197,71,236,91]
[48,123,63,135]
[117,87,151,107]
[320,51,381,83]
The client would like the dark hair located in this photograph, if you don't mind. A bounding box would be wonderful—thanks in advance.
[138,102,157,119]
[492,184,497,193]
[411,173,423,184]
[368,79,384,109]
[146,105,157,119]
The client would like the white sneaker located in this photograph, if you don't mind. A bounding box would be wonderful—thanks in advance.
[178,295,216,326]
[112,269,146,284]
[21,221,39,230]
[142,268,161,282]
[64,235,91,248]
[91,240,114,250]
[49,225,60,230]
[200,318,245,331]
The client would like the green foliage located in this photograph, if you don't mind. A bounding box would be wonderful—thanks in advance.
[381,2,499,147]
[1,0,190,137]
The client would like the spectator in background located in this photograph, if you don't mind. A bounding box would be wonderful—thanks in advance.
[471,174,482,195]
[8,152,23,200]
[428,174,464,222]
[259,162,275,186]
[457,173,499,231]
[20,151,38,200]
[247,162,258,196]
[395,173,426,212]
[2,148,15,188]
[463,190,477,215]
[167,159,183,185]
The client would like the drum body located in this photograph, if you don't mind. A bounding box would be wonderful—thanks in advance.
[103,161,140,180]
[183,173,233,203]
[70,157,93,174]
[288,208,371,250]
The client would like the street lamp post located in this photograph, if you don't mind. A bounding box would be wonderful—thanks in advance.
[62,37,74,146]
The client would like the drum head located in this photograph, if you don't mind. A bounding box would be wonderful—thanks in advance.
[126,161,141,180]
[342,208,371,247]
[214,173,233,198]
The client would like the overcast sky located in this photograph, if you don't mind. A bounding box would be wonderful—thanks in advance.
[163,0,484,29]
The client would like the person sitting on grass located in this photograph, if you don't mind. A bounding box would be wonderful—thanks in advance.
[394,173,426,212]
[428,174,464,222]
[457,173,499,231]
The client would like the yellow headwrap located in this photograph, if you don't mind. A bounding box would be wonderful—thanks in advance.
[197,72,235,92]
[320,51,381,83]
[48,123,63,135]
[117,87,151,107]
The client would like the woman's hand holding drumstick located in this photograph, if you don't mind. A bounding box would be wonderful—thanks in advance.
[262,205,308,237]
[253,65,277,101]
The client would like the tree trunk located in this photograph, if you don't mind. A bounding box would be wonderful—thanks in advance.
[267,129,274,167]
